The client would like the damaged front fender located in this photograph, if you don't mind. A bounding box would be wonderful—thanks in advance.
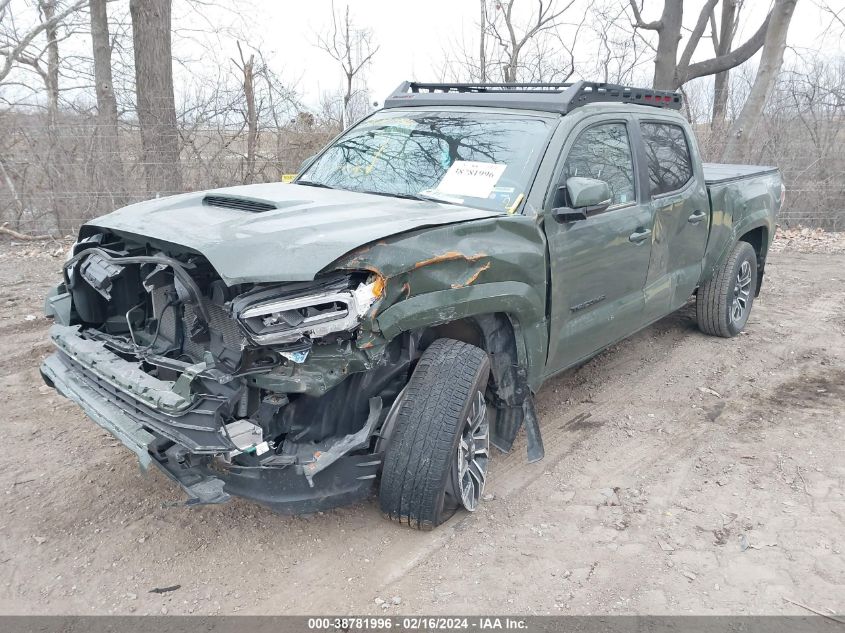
[332,214,550,391]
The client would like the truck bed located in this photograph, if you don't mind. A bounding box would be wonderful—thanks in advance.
[703,163,779,185]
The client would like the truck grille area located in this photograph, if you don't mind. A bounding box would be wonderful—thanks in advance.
[64,243,252,379]
[152,286,246,361]
[184,303,246,359]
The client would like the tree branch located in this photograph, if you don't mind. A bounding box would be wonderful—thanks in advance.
[709,8,719,50]
[0,0,86,83]
[628,0,662,30]
[677,0,719,73]
[679,9,772,85]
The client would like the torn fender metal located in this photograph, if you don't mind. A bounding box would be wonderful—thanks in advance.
[332,215,551,391]
[490,397,545,463]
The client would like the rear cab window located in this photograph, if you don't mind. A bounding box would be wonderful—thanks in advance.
[639,122,693,196]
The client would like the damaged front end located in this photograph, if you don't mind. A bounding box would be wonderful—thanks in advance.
[41,232,409,513]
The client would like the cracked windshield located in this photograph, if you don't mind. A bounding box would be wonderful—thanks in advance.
[299,110,555,212]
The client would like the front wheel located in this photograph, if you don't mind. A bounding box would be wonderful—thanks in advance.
[696,241,758,337]
[379,338,491,529]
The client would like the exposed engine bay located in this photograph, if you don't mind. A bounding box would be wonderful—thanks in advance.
[42,230,414,511]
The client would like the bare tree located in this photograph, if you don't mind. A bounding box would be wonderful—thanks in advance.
[588,0,650,84]
[130,0,182,196]
[0,0,87,115]
[0,0,86,84]
[441,0,586,84]
[0,0,85,232]
[233,41,258,184]
[315,2,379,128]
[709,0,743,127]
[479,0,488,82]
[487,0,578,82]
[38,1,60,121]
[628,0,772,90]
[817,1,845,33]
[89,0,125,207]
[722,0,798,162]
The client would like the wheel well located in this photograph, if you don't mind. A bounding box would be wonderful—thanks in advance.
[738,226,767,259]
[417,314,527,408]
[411,314,541,458]
[738,226,768,296]
[424,318,485,350]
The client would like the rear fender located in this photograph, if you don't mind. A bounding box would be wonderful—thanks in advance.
[702,176,778,286]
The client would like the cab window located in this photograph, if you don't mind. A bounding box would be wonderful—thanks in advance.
[640,122,693,195]
[563,122,636,206]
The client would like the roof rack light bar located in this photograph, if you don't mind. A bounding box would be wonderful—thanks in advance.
[384,80,683,114]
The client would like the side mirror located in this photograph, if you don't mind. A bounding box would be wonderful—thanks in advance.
[552,177,612,223]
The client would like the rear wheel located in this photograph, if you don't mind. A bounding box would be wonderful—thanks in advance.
[696,241,758,337]
[379,338,491,529]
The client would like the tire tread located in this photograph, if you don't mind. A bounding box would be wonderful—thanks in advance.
[696,241,757,338]
[379,339,489,530]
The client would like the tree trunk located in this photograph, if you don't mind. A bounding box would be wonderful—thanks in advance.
[342,5,352,128]
[0,157,25,228]
[40,0,60,122]
[712,69,730,124]
[38,0,63,231]
[240,50,257,184]
[130,0,182,197]
[343,71,352,128]
[652,0,683,90]
[721,0,798,163]
[479,0,487,82]
[90,0,126,208]
[711,0,738,128]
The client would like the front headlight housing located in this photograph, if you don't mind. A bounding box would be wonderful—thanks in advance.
[235,274,384,346]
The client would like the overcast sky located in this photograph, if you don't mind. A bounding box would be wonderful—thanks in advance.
[3,0,840,114]
[181,0,841,109]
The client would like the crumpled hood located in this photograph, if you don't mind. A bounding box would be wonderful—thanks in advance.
[87,183,500,285]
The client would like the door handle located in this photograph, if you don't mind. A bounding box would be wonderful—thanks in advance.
[688,210,706,224]
[629,228,652,244]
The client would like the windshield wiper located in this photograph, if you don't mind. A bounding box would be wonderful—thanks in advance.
[359,190,461,206]
[296,180,335,189]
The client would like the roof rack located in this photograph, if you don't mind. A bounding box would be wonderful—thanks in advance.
[383,80,683,114]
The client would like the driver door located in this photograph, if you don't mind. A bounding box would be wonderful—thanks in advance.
[544,116,654,375]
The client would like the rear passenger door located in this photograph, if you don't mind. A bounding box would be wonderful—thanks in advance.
[636,119,710,322]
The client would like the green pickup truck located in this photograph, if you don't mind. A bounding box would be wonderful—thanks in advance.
[41,82,783,528]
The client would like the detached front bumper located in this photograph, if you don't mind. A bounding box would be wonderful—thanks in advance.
[40,330,381,514]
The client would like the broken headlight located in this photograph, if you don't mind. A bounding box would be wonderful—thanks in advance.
[236,275,384,345]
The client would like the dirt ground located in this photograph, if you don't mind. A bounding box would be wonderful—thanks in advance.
[0,236,843,617]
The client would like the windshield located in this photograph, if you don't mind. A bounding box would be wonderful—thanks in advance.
[298,109,555,213]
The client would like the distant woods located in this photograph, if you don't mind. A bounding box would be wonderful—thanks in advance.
[0,0,842,235]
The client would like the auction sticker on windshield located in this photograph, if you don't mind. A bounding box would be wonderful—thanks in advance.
[434,161,507,198]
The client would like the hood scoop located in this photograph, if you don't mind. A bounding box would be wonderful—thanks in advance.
[203,194,277,213]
